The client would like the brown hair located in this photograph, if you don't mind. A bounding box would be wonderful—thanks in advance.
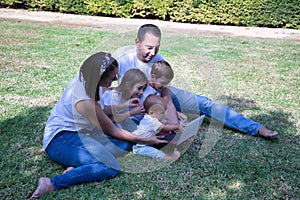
[79,52,118,101]
[137,24,161,42]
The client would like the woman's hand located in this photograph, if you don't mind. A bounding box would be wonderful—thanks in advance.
[138,136,168,145]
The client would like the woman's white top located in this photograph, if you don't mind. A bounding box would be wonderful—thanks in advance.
[43,75,103,150]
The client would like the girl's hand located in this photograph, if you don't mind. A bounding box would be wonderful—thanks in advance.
[130,104,145,115]
[128,98,140,107]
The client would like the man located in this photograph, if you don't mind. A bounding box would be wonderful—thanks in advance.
[114,24,278,137]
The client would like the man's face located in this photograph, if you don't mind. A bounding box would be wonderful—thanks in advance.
[136,33,160,63]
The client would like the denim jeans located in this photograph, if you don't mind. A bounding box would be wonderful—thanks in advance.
[171,87,261,135]
[45,130,133,190]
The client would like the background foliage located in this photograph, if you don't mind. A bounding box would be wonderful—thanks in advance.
[0,0,299,29]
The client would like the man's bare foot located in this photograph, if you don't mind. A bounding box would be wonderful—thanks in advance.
[28,177,54,199]
[258,126,278,137]
[63,167,75,174]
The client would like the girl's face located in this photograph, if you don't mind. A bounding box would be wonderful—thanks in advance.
[130,82,147,98]
[99,68,118,88]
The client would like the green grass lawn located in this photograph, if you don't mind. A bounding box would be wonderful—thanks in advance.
[0,19,299,200]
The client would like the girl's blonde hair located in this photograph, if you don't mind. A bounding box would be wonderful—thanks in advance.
[115,68,148,100]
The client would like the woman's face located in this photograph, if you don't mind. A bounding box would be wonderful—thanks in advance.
[99,67,118,88]
[130,82,147,99]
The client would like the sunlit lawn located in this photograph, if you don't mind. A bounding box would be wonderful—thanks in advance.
[0,19,299,199]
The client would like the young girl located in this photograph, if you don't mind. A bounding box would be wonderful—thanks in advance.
[103,69,148,130]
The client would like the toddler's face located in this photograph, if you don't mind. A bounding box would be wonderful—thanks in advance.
[149,104,166,121]
[151,76,170,91]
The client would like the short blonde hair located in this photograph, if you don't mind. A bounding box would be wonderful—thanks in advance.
[151,60,174,80]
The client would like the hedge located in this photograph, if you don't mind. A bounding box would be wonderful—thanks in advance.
[1,0,299,29]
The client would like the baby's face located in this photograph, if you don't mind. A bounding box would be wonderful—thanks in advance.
[151,76,171,91]
[149,104,166,121]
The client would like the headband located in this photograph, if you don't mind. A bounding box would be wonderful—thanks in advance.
[100,53,111,75]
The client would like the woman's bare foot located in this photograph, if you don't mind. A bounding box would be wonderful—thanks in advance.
[63,167,75,174]
[258,126,278,137]
[29,177,54,199]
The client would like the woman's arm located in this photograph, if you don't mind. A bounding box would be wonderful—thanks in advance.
[75,99,165,145]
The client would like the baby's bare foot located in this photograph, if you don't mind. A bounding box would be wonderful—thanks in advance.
[171,148,180,160]
[28,177,54,199]
[63,167,75,174]
[164,148,181,161]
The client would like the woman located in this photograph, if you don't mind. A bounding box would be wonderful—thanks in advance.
[29,52,166,199]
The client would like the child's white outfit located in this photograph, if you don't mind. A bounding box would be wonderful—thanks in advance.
[103,89,138,131]
[132,114,166,159]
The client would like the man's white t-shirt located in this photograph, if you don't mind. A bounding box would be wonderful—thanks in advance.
[113,45,164,82]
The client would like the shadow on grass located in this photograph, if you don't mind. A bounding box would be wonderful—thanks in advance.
[217,95,298,136]
[0,106,52,143]
[0,102,298,199]
[0,105,55,199]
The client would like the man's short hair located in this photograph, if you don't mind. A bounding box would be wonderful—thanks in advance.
[137,24,161,42]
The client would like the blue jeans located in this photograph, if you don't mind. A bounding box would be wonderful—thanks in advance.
[45,131,133,190]
[171,87,261,135]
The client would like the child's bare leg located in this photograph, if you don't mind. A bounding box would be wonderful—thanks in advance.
[164,148,180,161]
[29,177,54,199]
